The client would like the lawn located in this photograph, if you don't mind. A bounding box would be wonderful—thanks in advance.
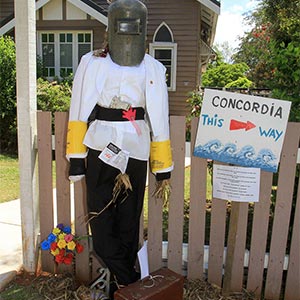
[0,154,57,203]
[0,154,20,203]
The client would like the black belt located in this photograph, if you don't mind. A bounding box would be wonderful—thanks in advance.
[95,105,145,122]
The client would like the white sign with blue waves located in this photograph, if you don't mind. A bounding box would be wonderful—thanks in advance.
[193,89,291,172]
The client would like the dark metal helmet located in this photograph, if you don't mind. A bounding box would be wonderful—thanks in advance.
[108,0,147,66]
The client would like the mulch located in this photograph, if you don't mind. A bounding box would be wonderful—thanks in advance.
[1,269,257,300]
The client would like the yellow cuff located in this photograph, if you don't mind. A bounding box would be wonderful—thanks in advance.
[66,121,87,155]
[150,140,172,173]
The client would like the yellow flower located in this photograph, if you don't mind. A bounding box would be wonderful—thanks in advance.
[67,241,76,251]
[52,227,61,235]
[57,239,67,249]
[51,248,60,256]
[58,233,66,240]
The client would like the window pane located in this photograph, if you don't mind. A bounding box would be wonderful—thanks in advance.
[85,33,91,42]
[78,33,84,43]
[42,34,47,43]
[42,44,55,67]
[78,43,91,63]
[60,34,65,43]
[60,68,73,77]
[49,34,54,43]
[67,34,72,43]
[49,68,55,77]
[155,26,172,42]
[60,44,72,67]
[154,49,172,88]
[155,49,171,59]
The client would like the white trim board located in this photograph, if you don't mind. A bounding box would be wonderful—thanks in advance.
[0,0,107,36]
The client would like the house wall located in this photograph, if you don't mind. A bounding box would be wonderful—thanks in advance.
[0,0,14,22]
[147,0,200,116]
[36,0,106,50]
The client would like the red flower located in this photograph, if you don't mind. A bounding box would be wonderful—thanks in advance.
[55,253,64,264]
[55,249,66,264]
[59,249,65,256]
[50,242,58,251]
[63,253,74,265]
[76,243,84,254]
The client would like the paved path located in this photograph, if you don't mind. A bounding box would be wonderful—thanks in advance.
[0,199,22,291]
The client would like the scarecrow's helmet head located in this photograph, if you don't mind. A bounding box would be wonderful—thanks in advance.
[107,0,147,66]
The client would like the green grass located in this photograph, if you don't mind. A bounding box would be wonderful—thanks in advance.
[0,154,57,203]
[0,154,20,203]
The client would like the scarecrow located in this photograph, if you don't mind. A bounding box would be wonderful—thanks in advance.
[66,0,173,298]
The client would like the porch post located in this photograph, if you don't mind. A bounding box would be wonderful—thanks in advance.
[15,0,39,273]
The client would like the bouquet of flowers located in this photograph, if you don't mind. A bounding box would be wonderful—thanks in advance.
[41,223,84,265]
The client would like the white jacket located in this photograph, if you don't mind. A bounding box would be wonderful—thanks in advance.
[67,51,173,173]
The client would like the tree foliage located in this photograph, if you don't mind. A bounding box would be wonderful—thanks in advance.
[202,61,252,88]
[233,13,273,88]
[262,0,300,121]
[233,0,300,121]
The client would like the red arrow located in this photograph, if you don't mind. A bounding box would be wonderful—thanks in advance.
[230,119,256,131]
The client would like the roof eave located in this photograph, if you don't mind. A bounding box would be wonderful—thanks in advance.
[0,0,108,36]
[197,0,221,15]
[68,0,107,25]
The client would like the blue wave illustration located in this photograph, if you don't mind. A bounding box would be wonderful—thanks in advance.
[193,139,278,172]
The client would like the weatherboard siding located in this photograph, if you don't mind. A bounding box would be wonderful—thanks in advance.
[147,0,200,116]
[0,0,14,22]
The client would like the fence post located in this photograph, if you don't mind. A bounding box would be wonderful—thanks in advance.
[37,112,54,273]
[187,118,207,279]
[222,201,248,294]
[15,0,38,273]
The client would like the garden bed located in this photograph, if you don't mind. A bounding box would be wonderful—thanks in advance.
[0,269,257,300]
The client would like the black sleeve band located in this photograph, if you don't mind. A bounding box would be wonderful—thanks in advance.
[69,158,86,176]
[156,172,171,181]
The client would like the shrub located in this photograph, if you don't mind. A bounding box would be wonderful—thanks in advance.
[0,36,17,153]
[37,78,71,114]
[0,34,72,154]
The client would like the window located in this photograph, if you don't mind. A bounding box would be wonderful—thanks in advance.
[38,31,92,78]
[41,33,55,77]
[59,33,73,77]
[149,22,177,91]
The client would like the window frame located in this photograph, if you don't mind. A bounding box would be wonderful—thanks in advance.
[149,43,177,91]
[37,30,93,79]
[149,23,177,92]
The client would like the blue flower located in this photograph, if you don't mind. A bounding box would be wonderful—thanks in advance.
[63,226,71,234]
[57,223,64,230]
[47,233,57,243]
[41,240,51,250]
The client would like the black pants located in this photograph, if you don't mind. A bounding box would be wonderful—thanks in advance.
[86,148,147,286]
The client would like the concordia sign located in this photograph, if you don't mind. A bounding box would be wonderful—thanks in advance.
[194,89,291,172]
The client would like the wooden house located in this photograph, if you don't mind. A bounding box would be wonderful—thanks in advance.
[0,0,220,115]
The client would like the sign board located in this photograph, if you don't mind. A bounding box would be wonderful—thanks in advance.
[213,164,260,202]
[194,89,291,172]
